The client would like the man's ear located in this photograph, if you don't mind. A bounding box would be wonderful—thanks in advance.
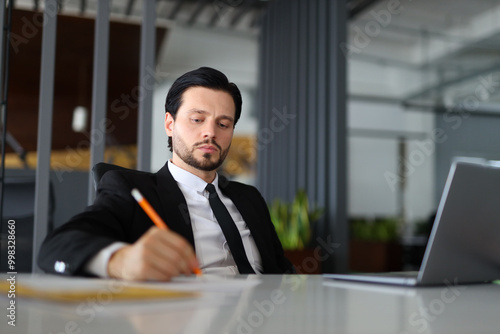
[165,112,174,136]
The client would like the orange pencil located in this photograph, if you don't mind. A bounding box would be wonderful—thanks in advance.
[131,188,202,276]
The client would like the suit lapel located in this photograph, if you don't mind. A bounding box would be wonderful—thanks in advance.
[154,163,196,249]
[218,176,260,233]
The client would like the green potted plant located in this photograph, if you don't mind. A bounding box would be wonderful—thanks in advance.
[269,190,323,273]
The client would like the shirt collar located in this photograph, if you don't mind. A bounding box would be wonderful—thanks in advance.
[167,160,219,194]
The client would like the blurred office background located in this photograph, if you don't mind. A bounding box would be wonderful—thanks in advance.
[1,0,500,273]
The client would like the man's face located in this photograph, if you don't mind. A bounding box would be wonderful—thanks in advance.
[165,86,235,174]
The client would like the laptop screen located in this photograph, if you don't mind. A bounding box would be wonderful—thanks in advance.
[418,157,500,285]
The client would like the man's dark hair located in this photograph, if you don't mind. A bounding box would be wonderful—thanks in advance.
[165,67,242,152]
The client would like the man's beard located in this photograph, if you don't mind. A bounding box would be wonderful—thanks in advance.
[173,136,230,172]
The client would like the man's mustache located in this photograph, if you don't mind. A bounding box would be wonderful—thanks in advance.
[193,139,222,152]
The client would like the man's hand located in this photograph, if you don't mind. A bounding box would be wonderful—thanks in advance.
[107,226,199,281]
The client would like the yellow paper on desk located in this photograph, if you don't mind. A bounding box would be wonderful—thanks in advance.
[0,280,198,303]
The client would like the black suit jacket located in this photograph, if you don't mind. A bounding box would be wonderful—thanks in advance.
[38,163,294,275]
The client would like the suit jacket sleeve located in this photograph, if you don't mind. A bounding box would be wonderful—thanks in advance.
[38,167,296,276]
[37,170,145,276]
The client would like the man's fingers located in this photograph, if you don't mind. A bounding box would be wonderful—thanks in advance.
[144,228,198,275]
[108,227,199,281]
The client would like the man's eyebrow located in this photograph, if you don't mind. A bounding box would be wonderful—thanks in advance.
[218,115,235,123]
[187,109,234,123]
[187,109,208,115]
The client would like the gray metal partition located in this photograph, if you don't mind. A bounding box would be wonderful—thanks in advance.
[31,1,156,271]
[33,0,58,272]
[88,0,110,204]
[137,0,157,172]
[258,0,348,273]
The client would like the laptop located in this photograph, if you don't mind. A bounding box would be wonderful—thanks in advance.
[325,157,500,286]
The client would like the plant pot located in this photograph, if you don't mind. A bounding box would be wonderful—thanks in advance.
[284,248,322,274]
[349,239,402,272]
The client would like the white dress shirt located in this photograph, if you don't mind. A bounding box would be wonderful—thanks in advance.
[85,161,262,276]
[167,161,262,274]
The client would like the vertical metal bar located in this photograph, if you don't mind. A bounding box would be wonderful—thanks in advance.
[265,7,273,200]
[316,0,328,232]
[33,0,58,272]
[0,0,8,225]
[307,0,320,250]
[88,0,110,204]
[288,0,298,200]
[326,0,348,273]
[275,0,285,200]
[398,138,407,220]
[272,1,279,200]
[261,8,272,200]
[257,8,269,198]
[267,1,278,200]
[278,0,288,200]
[297,0,308,191]
[137,0,156,172]
[306,0,318,204]
[0,0,5,107]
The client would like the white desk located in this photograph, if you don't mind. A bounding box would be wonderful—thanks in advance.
[3,274,500,334]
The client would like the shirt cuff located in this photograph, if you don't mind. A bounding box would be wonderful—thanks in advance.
[84,242,129,277]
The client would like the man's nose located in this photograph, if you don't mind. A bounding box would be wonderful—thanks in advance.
[202,121,217,139]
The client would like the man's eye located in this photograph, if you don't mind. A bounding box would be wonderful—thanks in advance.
[219,123,229,128]
[192,118,202,123]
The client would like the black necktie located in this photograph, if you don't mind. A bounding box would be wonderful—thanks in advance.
[205,183,255,274]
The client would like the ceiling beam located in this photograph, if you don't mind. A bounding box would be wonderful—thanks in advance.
[125,0,136,16]
[187,0,209,26]
[168,0,184,20]
[208,9,220,27]
[80,0,86,15]
[230,0,255,27]
[347,0,383,19]
[403,101,500,118]
[249,8,264,28]
[403,62,500,102]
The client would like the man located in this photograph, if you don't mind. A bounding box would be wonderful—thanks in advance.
[38,67,294,281]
